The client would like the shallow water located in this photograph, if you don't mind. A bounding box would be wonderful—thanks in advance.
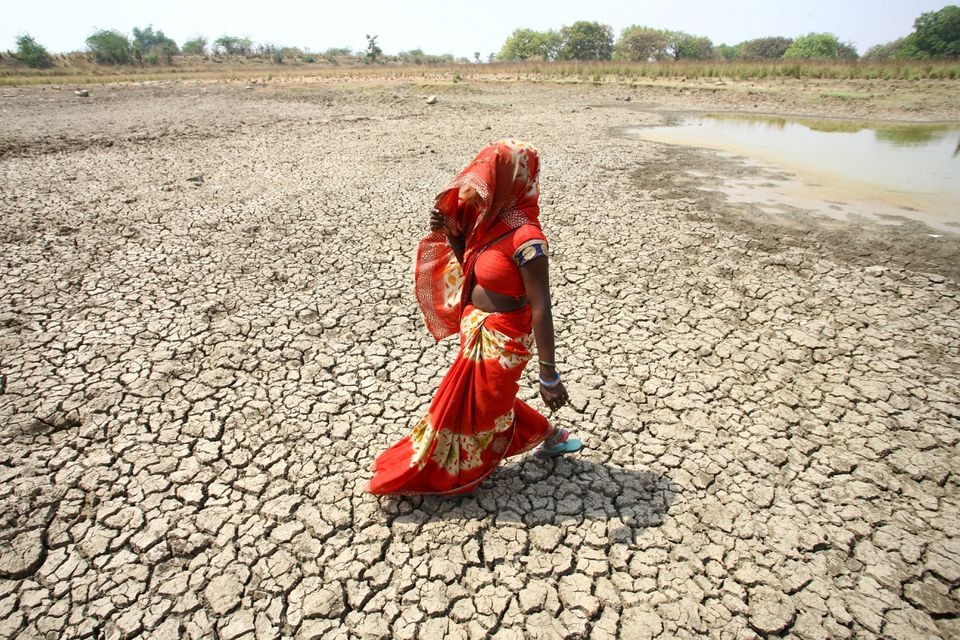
[631,114,960,233]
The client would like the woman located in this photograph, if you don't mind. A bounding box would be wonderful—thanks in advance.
[369,139,581,496]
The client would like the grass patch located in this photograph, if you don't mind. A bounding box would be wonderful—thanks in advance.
[1,58,958,88]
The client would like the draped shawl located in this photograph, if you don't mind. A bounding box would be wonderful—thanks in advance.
[414,139,541,340]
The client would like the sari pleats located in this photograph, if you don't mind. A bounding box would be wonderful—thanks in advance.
[369,305,552,496]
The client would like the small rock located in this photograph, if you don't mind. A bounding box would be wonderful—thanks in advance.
[75,89,89,97]
[426,95,437,105]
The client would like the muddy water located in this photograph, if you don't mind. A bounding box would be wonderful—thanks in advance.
[631,114,960,234]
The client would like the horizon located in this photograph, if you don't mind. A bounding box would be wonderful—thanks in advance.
[3,0,954,58]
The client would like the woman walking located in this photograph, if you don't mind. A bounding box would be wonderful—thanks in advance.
[369,139,580,496]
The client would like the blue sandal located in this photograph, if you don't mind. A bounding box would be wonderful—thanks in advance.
[534,431,583,459]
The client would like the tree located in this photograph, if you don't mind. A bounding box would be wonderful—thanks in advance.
[214,36,252,56]
[783,32,852,59]
[836,41,859,59]
[558,21,613,60]
[86,29,132,64]
[669,32,714,60]
[14,34,53,68]
[132,26,178,56]
[910,5,960,58]
[474,51,481,63]
[498,28,561,60]
[615,26,670,61]
[739,37,793,60]
[182,37,208,56]
[258,44,283,64]
[716,43,742,60]
[365,34,382,62]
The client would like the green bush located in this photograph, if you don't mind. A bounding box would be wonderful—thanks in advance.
[910,5,960,58]
[615,26,670,61]
[739,37,793,60]
[783,33,857,59]
[365,35,382,62]
[132,26,178,58]
[182,37,207,56]
[214,36,252,56]
[498,28,561,61]
[15,34,53,68]
[86,29,132,64]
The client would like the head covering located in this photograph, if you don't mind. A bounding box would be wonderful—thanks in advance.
[415,139,541,340]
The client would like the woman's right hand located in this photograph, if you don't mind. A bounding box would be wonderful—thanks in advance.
[429,208,462,242]
[540,379,569,412]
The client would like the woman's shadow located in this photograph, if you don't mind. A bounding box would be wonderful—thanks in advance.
[380,455,677,537]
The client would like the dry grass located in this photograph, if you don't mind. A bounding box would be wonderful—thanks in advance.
[1,58,958,87]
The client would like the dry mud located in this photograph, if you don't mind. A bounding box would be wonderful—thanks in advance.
[0,80,958,639]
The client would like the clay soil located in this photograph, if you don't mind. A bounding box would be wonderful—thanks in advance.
[1,76,958,639]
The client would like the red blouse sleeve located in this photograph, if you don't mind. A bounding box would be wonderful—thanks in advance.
[511,225,548,266]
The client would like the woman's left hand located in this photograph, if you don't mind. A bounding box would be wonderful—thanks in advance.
[540,380,569,412]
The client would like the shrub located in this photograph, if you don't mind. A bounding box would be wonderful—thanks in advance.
[86,29,132,64]
[182,37,207,56]
[365,35,382,62]
[864,39,903,60]
[716,43,742,60]
[14,34,53,68]
[739,37,793,60]
[615,26,670,61]
[670,32,714,60]
[910,5,960,58]
[498,28,561,61]
[132,26,178,58]
[214,36,252,56]
[783,33,856,59]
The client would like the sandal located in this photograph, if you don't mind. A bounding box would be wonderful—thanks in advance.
[534,430,583,459]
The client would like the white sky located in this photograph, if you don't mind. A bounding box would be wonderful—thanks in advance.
[3,0,952,57]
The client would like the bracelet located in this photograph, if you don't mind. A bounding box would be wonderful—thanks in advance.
[538,359,557,369]
[539,373,561,388]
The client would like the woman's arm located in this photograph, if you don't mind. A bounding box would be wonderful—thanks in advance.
[520,256,569,411]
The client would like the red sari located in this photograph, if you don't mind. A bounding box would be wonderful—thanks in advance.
[369,140,554,495]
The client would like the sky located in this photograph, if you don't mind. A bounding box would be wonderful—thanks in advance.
[3,0,953,58]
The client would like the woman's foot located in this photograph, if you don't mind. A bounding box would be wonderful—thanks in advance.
[534,428,582,459]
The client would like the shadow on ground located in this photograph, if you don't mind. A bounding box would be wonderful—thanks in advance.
[379,458,677,535]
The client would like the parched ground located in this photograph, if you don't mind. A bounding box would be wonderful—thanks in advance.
[0,78,958,639]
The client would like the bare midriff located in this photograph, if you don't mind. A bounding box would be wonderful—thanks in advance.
[470,284,527,313]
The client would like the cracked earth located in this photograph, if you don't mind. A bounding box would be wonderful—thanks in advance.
[0,78,958,639]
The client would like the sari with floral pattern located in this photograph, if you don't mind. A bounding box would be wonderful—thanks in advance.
[369,140,553,495]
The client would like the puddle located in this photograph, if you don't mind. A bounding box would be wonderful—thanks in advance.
[629,114,960,234]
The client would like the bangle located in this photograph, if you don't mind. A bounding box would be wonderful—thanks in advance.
[539,373,561,388]
[538,360,557,369]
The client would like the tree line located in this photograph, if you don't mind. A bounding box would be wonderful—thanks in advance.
[7,5,959,70]
[497,6,959,62]
[7,26,408,69]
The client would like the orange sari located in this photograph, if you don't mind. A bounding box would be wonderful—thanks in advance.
[369,140,553,495]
